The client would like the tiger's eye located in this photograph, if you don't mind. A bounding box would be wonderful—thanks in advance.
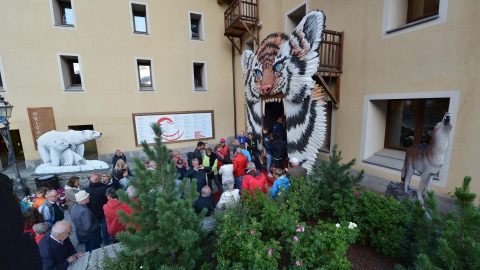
[255,69,263,78]
[273,62,283,72]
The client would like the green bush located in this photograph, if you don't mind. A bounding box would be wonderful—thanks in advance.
[332,190,412,258]
[289,145,364,218]
[245,191,300,240]
[288,221,358,269]
[412,176,480,270]
[214,204,281,270]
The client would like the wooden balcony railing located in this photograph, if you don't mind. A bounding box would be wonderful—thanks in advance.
[318,30,344,74]
[224,0,259,38]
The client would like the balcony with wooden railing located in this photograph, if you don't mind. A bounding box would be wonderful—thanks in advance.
[316,30,344,106]
[224,0,259,39]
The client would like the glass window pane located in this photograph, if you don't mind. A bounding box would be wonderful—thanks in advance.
[138,64,152,87]
[0,73,3,87]
[71,61,81,85]
[193,65,203,88]
[64,7,74,25]
[191,19,200,39]
[385,100,417,149]
[421,98,449,144]
[134,16,147,32]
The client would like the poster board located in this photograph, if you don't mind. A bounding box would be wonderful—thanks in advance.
[132,110,214,145]
[27,107,56,149]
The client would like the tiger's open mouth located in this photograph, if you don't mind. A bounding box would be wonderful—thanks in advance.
[261,93,285,116]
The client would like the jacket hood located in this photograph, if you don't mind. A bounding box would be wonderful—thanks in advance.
[276,176,290,185]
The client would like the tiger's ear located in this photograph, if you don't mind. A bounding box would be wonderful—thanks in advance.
[241,50,254,71]
[292,10,326,53]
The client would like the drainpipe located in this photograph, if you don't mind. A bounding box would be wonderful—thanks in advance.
[231,44,237,136]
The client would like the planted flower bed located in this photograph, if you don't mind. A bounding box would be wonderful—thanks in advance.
[103,127,480,270]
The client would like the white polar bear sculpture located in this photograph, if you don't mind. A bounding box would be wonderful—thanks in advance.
[49,140,85,166]
[34,130,109,174]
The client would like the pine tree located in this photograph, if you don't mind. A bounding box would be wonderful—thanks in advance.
[105,123,205,269]
[413,176,480,270]
[311,145,364,212]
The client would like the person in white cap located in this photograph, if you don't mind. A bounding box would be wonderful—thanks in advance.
[70,190,101,252]
[287,157,307,178]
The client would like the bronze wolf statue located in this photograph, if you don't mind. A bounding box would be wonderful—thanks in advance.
[401,113,452,204]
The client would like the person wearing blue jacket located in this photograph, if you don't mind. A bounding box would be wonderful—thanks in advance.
[270,168,290,198]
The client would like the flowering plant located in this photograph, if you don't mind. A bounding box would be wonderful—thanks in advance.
[56,188,66,208]
[22,188,66,209]
[214,206,281,269]
[22,194,36,208]
[288,221,358,269]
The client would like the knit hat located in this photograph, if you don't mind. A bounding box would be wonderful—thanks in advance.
[75,190,89,202]
[220,138,226,143]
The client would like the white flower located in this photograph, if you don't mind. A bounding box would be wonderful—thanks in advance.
[336,223,341,228]
[348,222,358,229]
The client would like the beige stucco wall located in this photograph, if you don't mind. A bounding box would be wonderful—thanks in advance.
[0,0,235,162]
[234,0,480,199]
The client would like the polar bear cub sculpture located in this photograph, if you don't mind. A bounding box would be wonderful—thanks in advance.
[37,130,102,166]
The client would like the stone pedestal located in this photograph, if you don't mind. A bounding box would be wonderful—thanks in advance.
[385,181,418,201]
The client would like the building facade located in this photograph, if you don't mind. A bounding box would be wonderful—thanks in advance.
[226,0,480,199]
[0,0,235,167]
[1,0,479,200]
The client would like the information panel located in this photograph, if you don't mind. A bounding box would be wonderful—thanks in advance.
[132,110,214,145]
[27,107,56,149]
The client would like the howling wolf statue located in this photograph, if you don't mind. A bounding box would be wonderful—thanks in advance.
[401,113,453,204]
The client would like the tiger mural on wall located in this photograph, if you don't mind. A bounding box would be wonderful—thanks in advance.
[241,10,327,172]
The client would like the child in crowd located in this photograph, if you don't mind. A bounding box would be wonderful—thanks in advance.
[33,187,48,209]
[270,168,290,199]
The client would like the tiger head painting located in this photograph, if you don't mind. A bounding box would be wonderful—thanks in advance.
[241,10,327,172]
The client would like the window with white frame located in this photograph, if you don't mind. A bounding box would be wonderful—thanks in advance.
[59,55,83,91]
[51,0,75,27]
[383,0,444,35]
[285,3,306,33]
[360,91,458,186]
[192,62,207,91]
[189,12,204,40]
[136,59,154,90]
[131,3,148,34]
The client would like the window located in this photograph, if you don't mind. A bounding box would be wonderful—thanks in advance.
[320,101,333,152]
[383,0,445,35]
[51,0,75,27]
[0,73,3,89]
[385,98,449,150]
[136,59,153,90]
[59,55,83,91]
[245,39,255,52]
[192,62,207,91]
[189,12,204,40]
[285,3,306,32]
[131,3,148,34]
[407,0,439,23]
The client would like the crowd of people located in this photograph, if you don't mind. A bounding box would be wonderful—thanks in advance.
[14,164,138,269]
[7,123,307,269]
[180,126,306,218]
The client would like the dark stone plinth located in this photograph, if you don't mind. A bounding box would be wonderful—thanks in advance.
[385,181,418,201]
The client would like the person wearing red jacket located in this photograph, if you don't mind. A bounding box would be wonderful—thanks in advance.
[241,162,268,198]
[216,138,231,171]
[233,148,248,190]
[103,187,132,242]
